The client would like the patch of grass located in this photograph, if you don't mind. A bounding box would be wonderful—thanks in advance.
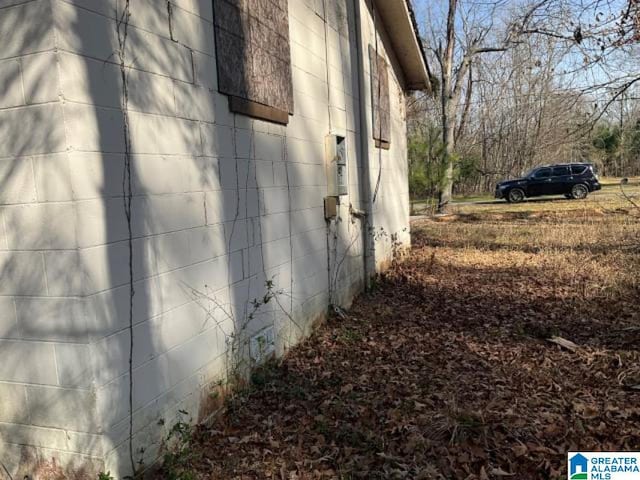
[517,321,560,339]
[455,411,485,430]
[162,411,198,480]
[452,193,494,203]
[412,190,639,346]
[428,409,488,445]
[249,359,280,387]
[599,176,640,187]
[338,327,363,343]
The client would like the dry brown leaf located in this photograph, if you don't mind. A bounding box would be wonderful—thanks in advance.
[489,467,515,476]
[547,336,579,351]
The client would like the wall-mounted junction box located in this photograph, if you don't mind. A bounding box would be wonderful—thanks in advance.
[326,134,347,196]
[324,196,338,219]
[249,326,275,364]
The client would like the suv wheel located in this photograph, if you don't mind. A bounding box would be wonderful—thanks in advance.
[571,184,588,200]
[507,188,525,203]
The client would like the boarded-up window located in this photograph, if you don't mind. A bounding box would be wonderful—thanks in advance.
[369,46,390,149]
[213,0,294,124]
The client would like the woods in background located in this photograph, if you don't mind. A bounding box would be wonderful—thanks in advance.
[410,0,640,204]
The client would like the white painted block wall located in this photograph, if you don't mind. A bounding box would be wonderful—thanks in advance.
[0,0,411,477]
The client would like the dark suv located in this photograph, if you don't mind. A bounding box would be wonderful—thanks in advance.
[495,163,601,203]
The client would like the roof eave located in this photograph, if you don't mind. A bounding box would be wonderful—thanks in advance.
[373,0,432,93]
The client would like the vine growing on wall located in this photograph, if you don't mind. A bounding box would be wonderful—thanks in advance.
[185,117,301,398]
[115,0,138,476]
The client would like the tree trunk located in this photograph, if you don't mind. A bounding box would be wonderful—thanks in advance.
[438,104,456,212]
[436,0,458,214]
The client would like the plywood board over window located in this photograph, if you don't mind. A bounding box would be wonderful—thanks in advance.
[369,46,390,149]
[213,0,294,125]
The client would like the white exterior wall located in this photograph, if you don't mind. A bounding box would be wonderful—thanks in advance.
[0,0,412,477]
[358,0,412,269]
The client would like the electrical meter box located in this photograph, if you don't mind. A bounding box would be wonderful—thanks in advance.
[326,134,347,196]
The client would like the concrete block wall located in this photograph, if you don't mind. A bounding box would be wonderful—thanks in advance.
[357,0,412,268]
[0,0,412,477]
[0,0,106,477]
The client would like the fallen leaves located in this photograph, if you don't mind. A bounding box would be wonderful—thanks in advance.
[547,336,579,352]
[158,205,639,480]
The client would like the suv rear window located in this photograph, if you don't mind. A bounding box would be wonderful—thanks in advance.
[533,168,551,178]
[571,165,587,175]
[552,166,570,176]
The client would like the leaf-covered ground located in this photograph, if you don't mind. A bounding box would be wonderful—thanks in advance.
[164,196,640,479]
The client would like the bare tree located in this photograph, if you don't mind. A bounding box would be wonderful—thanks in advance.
[415,0,639,207]
[514,0,640,122]
[409,0,640,204]
[430,0,512,212]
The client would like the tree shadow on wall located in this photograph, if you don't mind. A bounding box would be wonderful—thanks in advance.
[0,0,383,478]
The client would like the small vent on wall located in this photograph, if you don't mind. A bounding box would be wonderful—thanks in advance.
[250,326,276,364]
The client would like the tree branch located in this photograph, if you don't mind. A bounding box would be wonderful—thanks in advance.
[456,65,473,142]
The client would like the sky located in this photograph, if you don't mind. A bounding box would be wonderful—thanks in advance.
[409,0,639,104]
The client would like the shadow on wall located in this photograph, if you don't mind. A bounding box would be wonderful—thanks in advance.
[0,1,107,477]
[0,0,380,477]
[0,0,231,477]
[49,0,309,476]
[74,0,247,475]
